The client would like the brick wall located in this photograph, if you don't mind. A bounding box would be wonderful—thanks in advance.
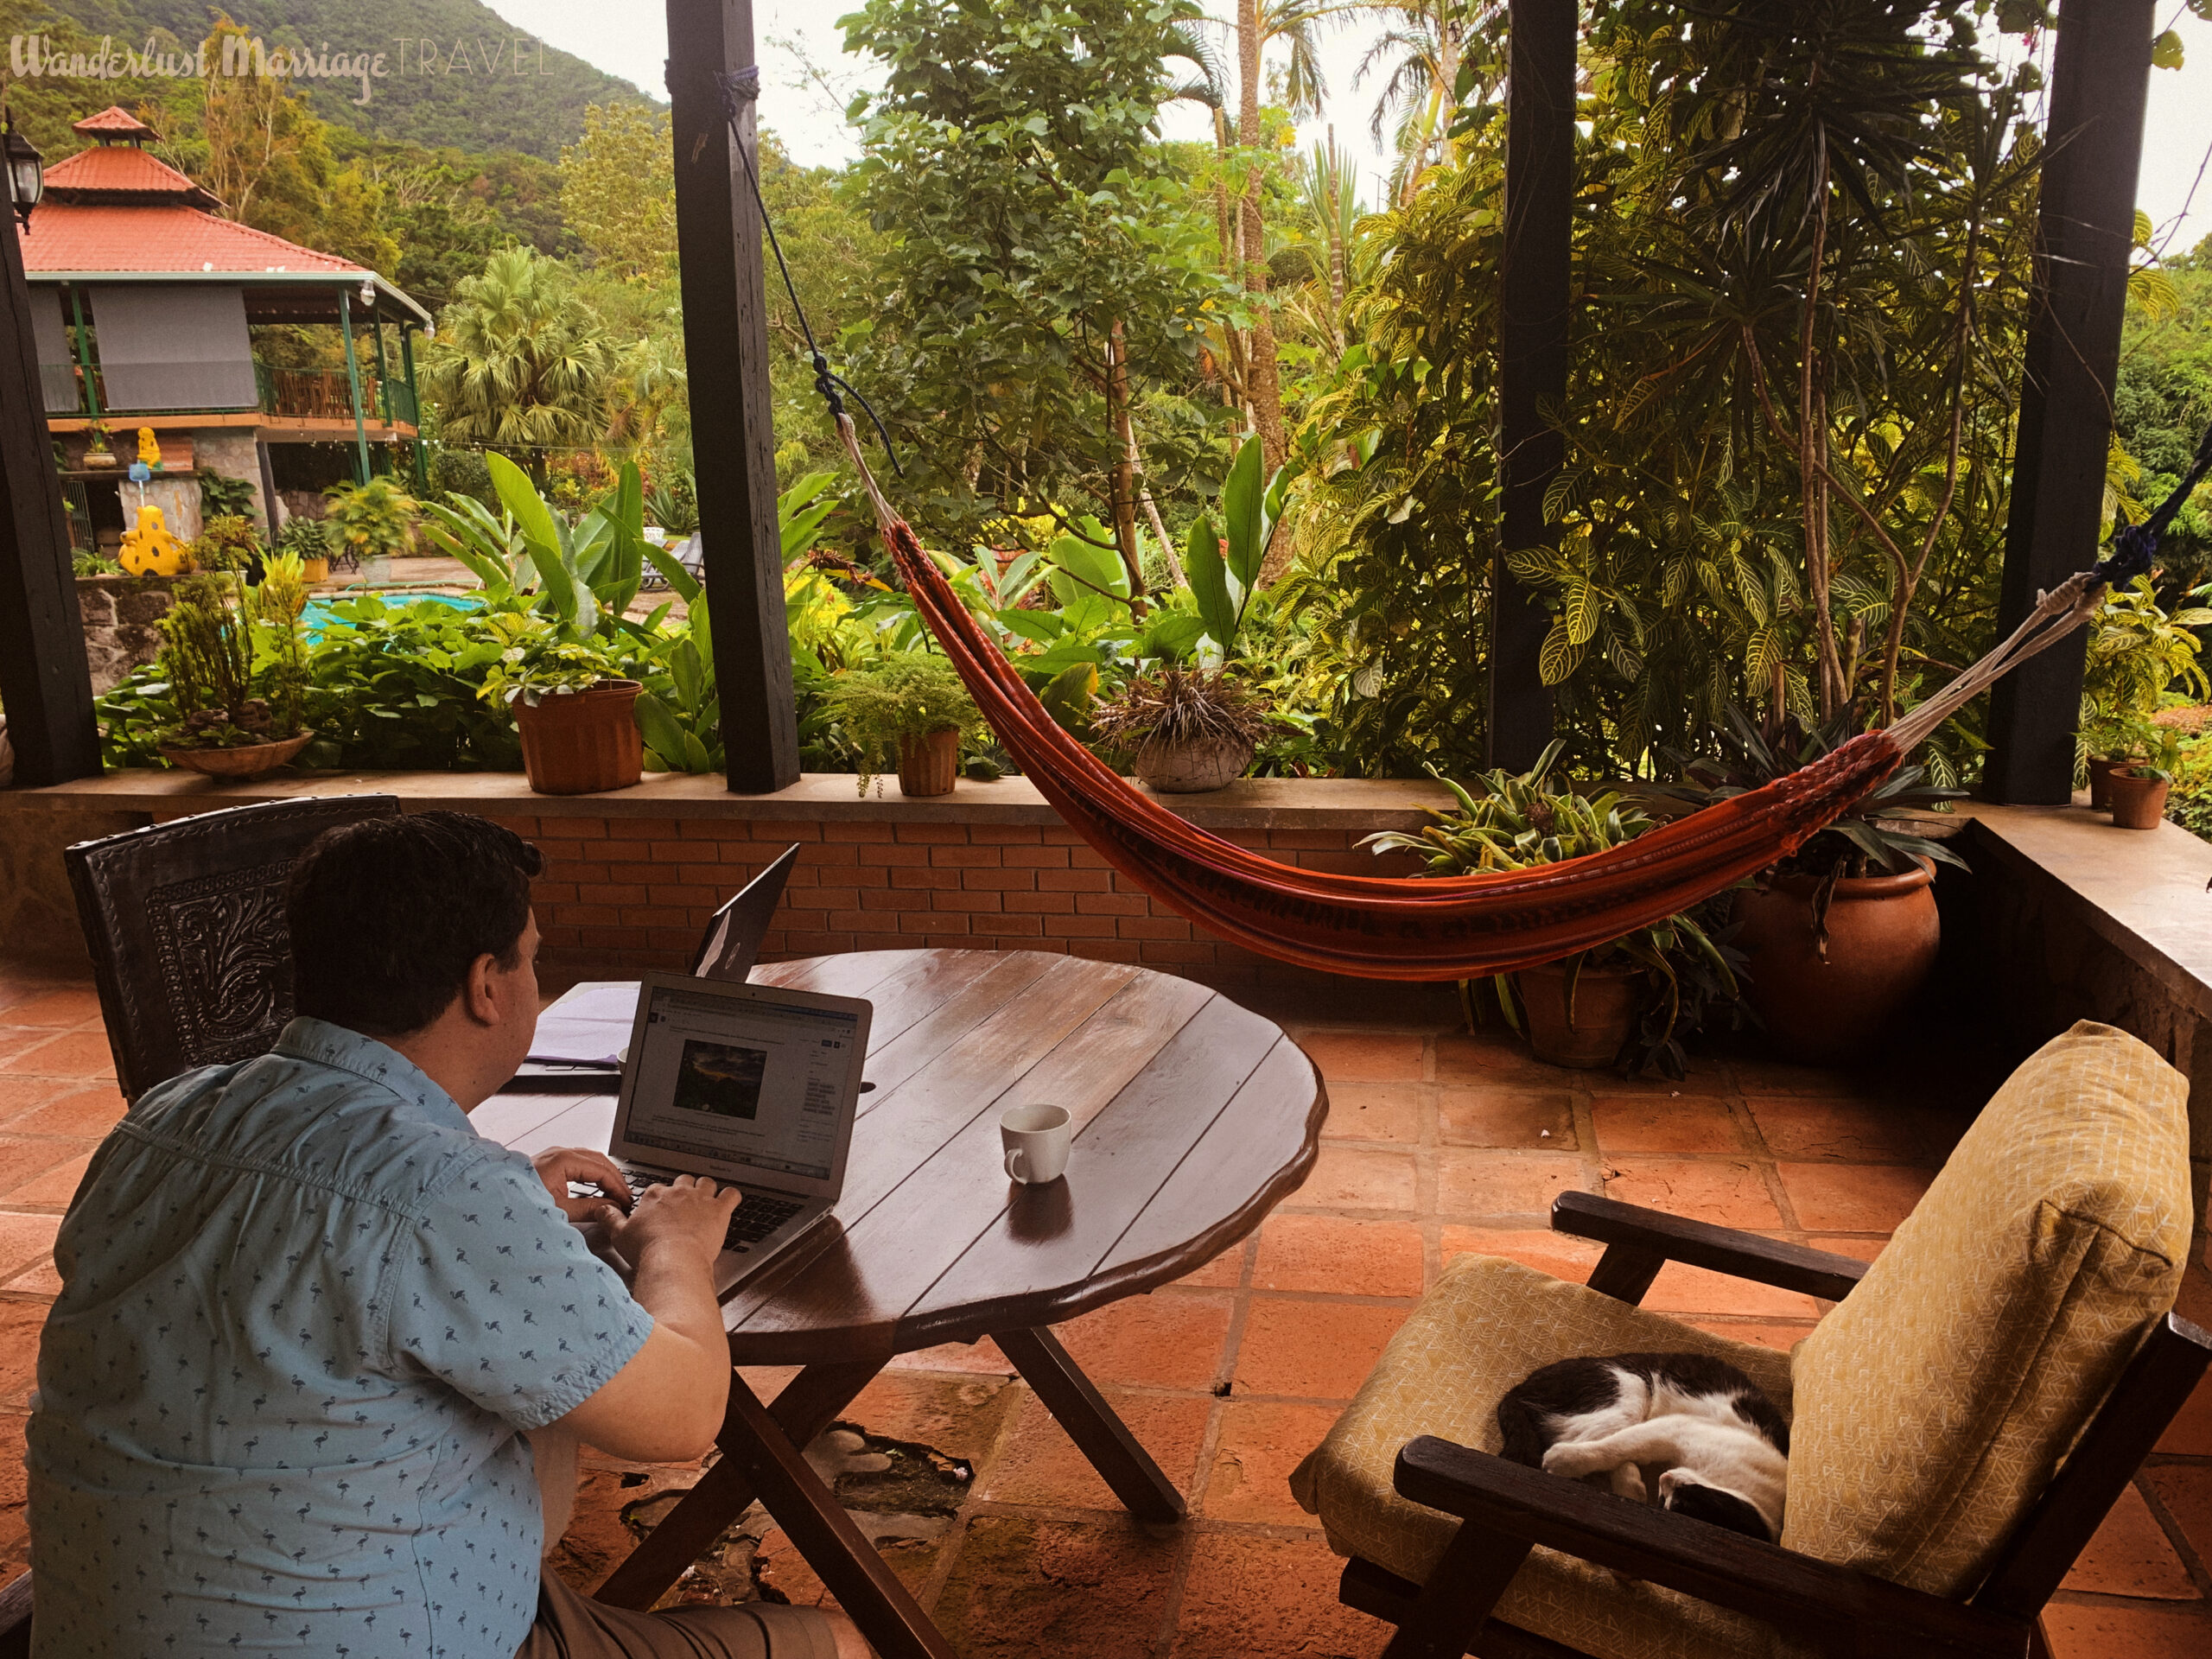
[475,810,1423,998]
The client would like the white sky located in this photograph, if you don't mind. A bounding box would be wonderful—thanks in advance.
[486,1,2212,252]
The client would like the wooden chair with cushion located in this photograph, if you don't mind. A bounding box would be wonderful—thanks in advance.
[65,794,402,1101]
[1291,1020,2212,1659]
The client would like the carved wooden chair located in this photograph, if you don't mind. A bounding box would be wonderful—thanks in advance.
[65,794,402,1100]
[1292,1021,2212,1659]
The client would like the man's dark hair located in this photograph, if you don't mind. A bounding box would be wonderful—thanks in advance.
[287,810,544,1037]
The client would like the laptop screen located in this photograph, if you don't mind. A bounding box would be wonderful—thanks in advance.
[620,982,863,1183]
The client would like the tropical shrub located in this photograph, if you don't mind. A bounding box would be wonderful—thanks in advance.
[820,655,984,796]
[324,477,420,564]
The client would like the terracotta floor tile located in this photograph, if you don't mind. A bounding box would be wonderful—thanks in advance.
[1803,1235,1890,1265]
[2144,1465,2212,1570]
[1440,1226,1602,1283]
[0,1150,92,1207]
[2157,1370,2212,1456]
[0,1034,50,1071]
[0,1301,48,1410]
[1434,1032,1554,1084]
[1437,1149,1591,1218]
[1294,1146,1419,1212]
[938,1514,1179,1659]
[1682,1318,1817,1352]
[1,1261,60,1298]
[1253,1215,1425,1298]
[1586,1050,1731,1095]
[0,980,65,1018]
[0,1032,114,1079]
[1588,1094,1739,1154]
[2059,1483,2199,1599]
[2040,1603,2212,1659]
[752,1522,948,1619]
[0,1138,91,1198]
[1723,1053,1862,1096]
[0,1216,60,1285]
[3,1088,125,1139]
[1322,1083,1424,1144]
[885,1336,1011,1376]
[1744,1096,1933,1164]
[1054,1290,1232,1391]
[0,989,103,1029]
[1437,1086,1576,1149]
[976,1386,1211,1509]
[840,1368,1019,1466]
[1643,1261,1821,1319]
[1170,1530,1390,1659]
[1602,1158,1783,1230]
[1176,1238,1251,1289]
[1235,1299,1408,1401]
[0,1080,74,1124]
[1298,1032,1427,1082]
[1776,1162,1933,1232]
[1202,1399,1341,1524]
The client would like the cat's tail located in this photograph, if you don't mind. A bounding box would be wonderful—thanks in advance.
[1497,1395,1547,1467]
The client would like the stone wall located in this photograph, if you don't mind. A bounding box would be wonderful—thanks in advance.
[73,575,175,693]
[190,429,267,532]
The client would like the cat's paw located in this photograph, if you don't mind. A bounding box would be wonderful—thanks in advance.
[1609,1463,1648,1503]
[1542,1443,1605,1479]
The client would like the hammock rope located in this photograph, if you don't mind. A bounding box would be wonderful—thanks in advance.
[715,71,2210,982]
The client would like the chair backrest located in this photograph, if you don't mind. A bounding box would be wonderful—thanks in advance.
[1783,1020,2191,1597]
[66,795,403,1100]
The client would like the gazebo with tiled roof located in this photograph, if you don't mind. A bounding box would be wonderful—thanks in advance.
[20,107,429,549]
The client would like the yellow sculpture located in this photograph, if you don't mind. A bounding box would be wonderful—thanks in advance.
[136,428,162,469]
[118,504,190,576]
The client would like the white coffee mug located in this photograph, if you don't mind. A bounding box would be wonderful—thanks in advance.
[1001,1103,1072,1185]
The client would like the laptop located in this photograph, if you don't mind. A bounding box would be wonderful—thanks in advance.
[601,970,872,1296]
[690,844,801,982]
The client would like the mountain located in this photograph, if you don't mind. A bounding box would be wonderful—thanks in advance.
[17,0,654,157]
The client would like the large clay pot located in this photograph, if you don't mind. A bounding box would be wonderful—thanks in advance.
[1133,734,1254,793]
[514,681,643,795]
[2107,768,2171,830]
[896,728,959,797]
[2086,755,2128,810]
[1732,860,1939,1065]
[1516,961,1642,1070]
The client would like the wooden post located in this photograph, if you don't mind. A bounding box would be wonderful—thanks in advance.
[1492,0,1575,771]
[0,200,101,785]
[1982,0,2156,803]
[665,0,801,792]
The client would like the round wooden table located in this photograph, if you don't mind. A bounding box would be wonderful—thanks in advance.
[485,948,1326,1659]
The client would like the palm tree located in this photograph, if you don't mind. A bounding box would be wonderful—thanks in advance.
[419,248,613,483]
[1357,2,1505,201]
[1300,129,1366,353]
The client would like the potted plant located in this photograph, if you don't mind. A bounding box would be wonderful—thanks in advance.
[323,476,419,583]
[150,572,314,779]
[1648,706,1967,1066]
[82,424,116,468]
[1091,667,1270,792]
[480,626,643,796]
[1364,743,1745,1076]
[2079,576,2211,806]
[2108,763,2172,830]
[821,655,984,798]
[276,518,331,584]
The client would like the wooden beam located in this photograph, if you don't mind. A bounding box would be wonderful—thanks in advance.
[666,0,802,793]
[1983,0,2156,803]
[0,203,100,785]
[1492,0,1575,770]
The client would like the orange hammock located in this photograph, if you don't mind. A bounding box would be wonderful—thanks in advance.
[836,422,2108,983]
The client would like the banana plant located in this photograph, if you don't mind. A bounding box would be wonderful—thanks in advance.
[1180,432,1287,661]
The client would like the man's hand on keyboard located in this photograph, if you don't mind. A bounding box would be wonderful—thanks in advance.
[531,1147,632,1227]
[609,1174,741,1273]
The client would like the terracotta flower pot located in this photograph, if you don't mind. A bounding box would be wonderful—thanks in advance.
[513,681,643,796]
[1133,735,1254,793]
[896,728,960,798]
[160,730,314,780]
[1732,859,1939,1065]
[1515,961,1642,1070]
[300,557,330,583]
[2086,755,2130,810]
[2107,768,2171,830]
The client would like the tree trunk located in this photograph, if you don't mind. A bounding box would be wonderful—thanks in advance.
[1799,162,1846,721]
[1106,318,1145,602]
[1237,0,1286,472]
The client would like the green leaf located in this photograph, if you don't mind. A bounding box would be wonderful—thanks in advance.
[1182,512,1237,652]
[644,542,701,604]
[1563,579,1601,646]
[2152,28,2184,69]
[1538,623,1586,686]
[1038,661,1099,731]
[632,690,690,764]
[1222,435,1268,594]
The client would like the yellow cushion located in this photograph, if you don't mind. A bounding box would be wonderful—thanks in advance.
[1289,1255,1804,1659]
[1783,1020,2190,1594]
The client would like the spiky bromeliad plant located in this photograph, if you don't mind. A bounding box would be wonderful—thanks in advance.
[1089,667,1273,758]
[1363,741,1747,1079]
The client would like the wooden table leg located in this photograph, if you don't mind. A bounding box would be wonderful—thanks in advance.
[594,1358,882,1611]
[996,1325,1188,1523]
[717,1372,960,1659]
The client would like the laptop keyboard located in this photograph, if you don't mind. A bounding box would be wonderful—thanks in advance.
[616,1167,807,1253]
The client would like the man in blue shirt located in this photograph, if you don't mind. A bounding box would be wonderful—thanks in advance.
[29,811,866,1658]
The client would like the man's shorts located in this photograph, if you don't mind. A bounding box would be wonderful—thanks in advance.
[518,1573,841,1659]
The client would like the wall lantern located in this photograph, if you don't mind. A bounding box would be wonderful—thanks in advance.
[2,110,41,232]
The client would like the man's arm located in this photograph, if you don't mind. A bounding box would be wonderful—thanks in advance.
[551,1175,740,1463]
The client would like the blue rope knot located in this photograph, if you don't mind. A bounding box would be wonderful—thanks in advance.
[2093,419,2212,588]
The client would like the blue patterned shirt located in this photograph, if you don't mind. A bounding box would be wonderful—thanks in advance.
[27,1018,653,1659]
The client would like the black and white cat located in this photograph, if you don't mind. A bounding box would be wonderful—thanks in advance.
[1497,1351,1789,1541]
